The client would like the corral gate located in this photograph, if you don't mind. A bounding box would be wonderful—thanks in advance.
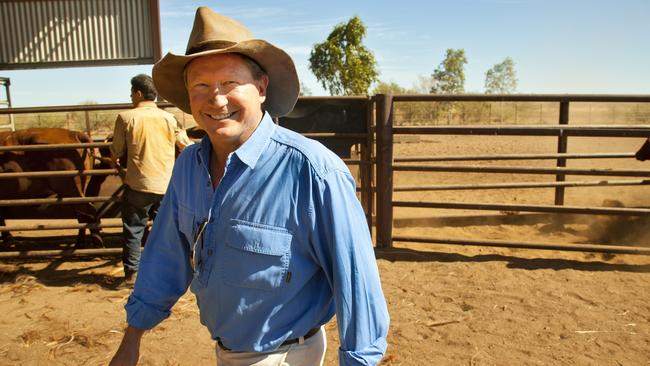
[375,94,650,255]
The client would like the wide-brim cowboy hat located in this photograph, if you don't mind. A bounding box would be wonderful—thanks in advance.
[152,7,299,117]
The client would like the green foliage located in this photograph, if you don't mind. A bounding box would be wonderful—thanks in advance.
[430,48,467,94]
[485,57,518,94]
[309,16,379,96]
[372,81,411,95]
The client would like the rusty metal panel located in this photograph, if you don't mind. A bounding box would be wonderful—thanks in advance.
[0,0,161,69]
[279,97,370,158]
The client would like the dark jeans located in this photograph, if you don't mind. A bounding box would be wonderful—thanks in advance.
[121,186,163,274]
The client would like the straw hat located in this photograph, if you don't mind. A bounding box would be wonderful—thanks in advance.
[152,7,299,117]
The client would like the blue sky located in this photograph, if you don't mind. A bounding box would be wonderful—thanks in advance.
[2,0,649,107]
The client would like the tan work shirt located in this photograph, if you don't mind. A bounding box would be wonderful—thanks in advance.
[111,101,188,194]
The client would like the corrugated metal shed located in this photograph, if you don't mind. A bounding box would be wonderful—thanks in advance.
[0,0,162,69]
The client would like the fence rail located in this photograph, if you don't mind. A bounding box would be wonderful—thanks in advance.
[0,169,118,179]
[0,142,110,152]
[395,152,635,162]
[394,179,650,192]
[391,94,650,103]
[0,221,150,232]
[393,164,650,177]
[0,196,113,206]
[393,126,650,137]
[392,201,650,216]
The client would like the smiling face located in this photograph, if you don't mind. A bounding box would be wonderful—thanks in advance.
[186,53,269,152]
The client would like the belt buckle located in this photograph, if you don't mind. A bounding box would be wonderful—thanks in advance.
[282,326,320,347]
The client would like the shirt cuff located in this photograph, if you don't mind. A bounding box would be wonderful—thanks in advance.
[338,338,388,366]
[125,294,171,330]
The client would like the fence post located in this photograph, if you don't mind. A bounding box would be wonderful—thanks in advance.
[360,97,374,230]
[555,100,569,205]
[375,94,394,248]
[84,110,92,139]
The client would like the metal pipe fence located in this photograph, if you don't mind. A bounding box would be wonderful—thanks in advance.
[375,94,650,254]
[0,97,374,246]
[2,96,650,257]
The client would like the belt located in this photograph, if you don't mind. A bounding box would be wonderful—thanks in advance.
[217,326,321,352]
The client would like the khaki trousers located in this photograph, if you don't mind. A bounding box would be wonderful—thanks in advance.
[215,327,326,366]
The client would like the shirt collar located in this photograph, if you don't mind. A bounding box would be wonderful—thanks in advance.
[135,100,157,108]
[195,112,275,169]
[233,113,275,169]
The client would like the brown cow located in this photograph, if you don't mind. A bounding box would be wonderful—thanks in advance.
[0,128,106,247]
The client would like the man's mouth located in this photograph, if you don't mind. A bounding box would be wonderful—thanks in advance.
[204,111,236,121]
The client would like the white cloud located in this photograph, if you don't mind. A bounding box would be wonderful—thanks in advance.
[283,46,313,57]
[266,17,349,35]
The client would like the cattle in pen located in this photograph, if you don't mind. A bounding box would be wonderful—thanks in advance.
[0,128,108,247]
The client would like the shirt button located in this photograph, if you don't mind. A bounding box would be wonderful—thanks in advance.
[207,249,213,256]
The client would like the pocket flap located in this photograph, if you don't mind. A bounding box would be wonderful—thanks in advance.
[226,220,292,256]
[178,204,196,244]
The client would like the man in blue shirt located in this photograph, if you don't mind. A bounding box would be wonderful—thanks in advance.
[110,7,389,366]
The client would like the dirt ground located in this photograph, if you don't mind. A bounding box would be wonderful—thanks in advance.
[1,135,649,365]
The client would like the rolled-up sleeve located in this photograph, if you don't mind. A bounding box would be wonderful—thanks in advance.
[310,169,390,366]
[124,167,193,329]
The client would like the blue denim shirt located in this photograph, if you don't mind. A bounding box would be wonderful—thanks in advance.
[125,114,389,365]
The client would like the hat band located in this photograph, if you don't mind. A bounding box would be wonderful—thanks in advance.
[186,40,238,55]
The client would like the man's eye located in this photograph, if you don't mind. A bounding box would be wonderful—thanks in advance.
[191,83,209,91]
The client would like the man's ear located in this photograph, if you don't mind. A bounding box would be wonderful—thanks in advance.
[256,74,270,104]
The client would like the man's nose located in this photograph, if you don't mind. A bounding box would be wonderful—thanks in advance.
[209,88,227,106]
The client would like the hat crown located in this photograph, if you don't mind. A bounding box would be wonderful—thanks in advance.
[185,7,254,55]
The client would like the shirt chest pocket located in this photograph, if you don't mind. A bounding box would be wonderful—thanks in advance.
[222,220,292,291]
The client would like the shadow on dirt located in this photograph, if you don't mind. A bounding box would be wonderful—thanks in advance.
[0,256,125,290]
[375,247,650,273]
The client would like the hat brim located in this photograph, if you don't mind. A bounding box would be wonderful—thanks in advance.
[152,40,299,118]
